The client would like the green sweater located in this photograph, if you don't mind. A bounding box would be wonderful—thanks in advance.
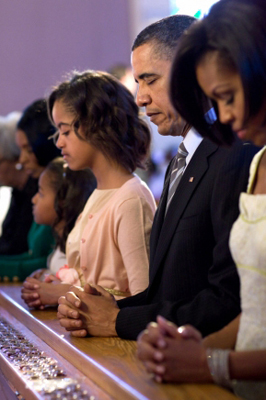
[0,222,55,282]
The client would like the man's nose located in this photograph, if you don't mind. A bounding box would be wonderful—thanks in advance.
[136,90,151,108]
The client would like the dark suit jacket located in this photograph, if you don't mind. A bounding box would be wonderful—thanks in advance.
[116,139,259,340]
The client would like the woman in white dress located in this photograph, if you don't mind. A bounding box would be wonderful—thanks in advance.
[137,0,266,398]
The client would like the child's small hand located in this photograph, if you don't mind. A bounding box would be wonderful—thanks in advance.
[29,268,48,281]
[44,274,60,283]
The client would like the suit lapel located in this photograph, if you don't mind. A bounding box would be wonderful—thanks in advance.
[149,139,218,284]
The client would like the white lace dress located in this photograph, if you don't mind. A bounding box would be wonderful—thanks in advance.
[229,146,266,400]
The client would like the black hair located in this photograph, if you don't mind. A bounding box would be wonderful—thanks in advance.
[17,99,60,166]
[48,70,151,173]
[132,15,196,61]
[170,0,266,146]
[44,157,96,252]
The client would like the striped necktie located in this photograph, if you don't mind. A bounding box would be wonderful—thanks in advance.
[165,142,188,213]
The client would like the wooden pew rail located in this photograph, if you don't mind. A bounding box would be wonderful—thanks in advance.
[0,285,239,400]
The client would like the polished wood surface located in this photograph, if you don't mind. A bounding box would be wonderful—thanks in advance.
[0,284,239,399]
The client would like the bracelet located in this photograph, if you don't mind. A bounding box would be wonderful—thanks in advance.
[206,348,233,389]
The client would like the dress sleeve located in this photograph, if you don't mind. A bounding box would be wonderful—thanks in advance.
[115,196,155,295]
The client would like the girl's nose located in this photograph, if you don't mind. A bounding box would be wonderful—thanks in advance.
[56,133,63,149]
[32,193,38,204]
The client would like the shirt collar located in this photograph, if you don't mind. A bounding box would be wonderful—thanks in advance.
[182,128,203,165]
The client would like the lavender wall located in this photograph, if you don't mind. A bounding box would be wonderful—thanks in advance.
[0,0,131,115]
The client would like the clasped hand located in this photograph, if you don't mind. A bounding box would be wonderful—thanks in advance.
[137,316,211,383]
[57,283,120,337]
[21,275,68,309]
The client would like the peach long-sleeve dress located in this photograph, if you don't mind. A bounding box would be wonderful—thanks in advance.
[57,175,156,298]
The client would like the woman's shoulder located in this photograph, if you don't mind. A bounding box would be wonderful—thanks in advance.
[247,146,266,193]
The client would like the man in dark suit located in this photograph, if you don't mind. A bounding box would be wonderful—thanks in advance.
[57,15,259,340]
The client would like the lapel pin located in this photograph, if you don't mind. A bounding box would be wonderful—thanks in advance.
[189,177,194,182]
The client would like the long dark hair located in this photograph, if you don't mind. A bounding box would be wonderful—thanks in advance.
[48,70,151,173]
[17,99,60,165]
[44,157,96,252]
[170,0,266,146]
